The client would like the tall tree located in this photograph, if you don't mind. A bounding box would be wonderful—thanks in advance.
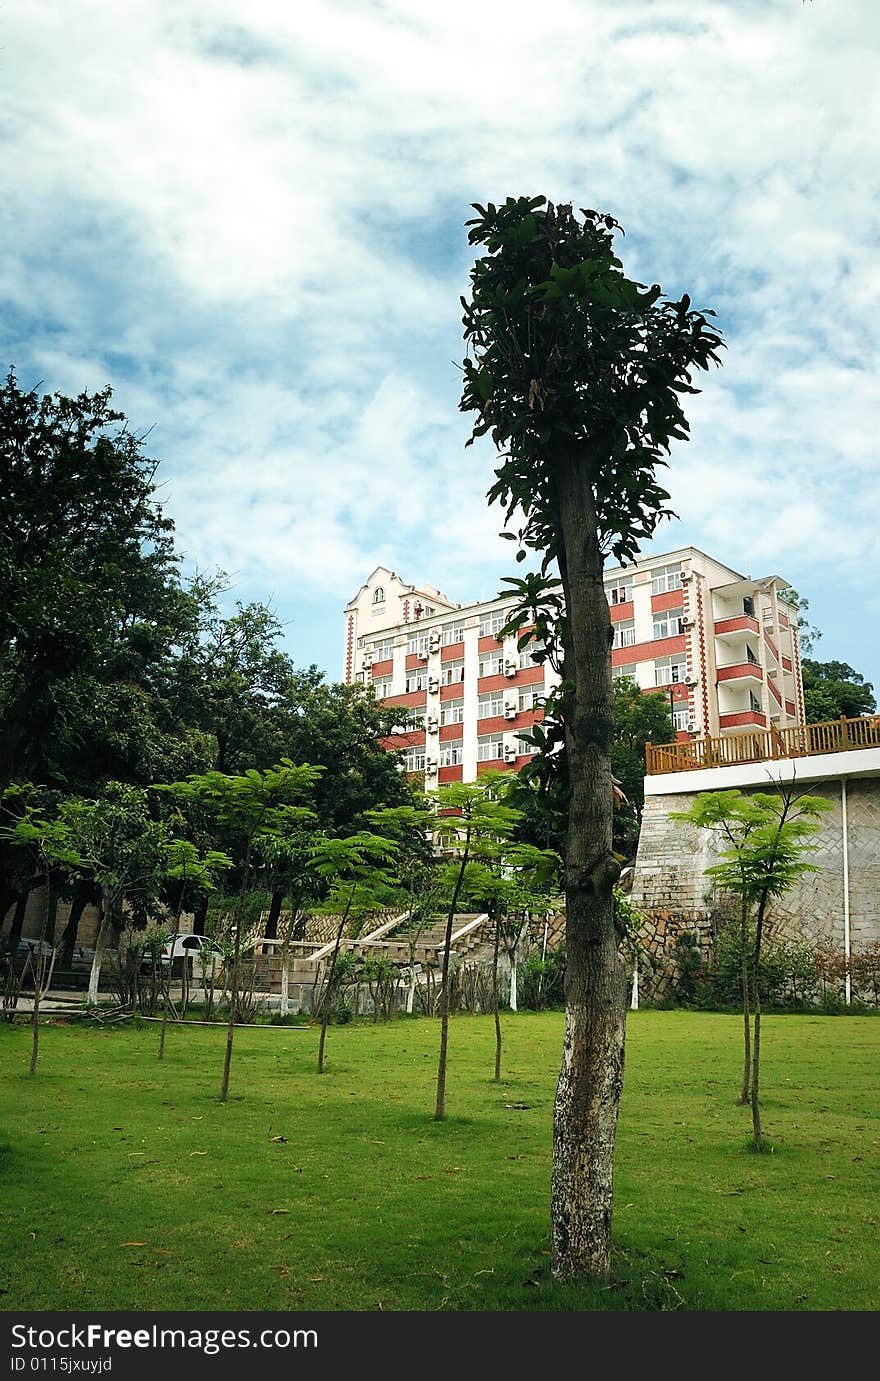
[0,372,183,791]
[801,659,876,723]
[459,196,723,1277]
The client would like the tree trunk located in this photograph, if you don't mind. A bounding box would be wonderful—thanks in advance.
[58,881,93,966]
[6,891,29,956]
[30,870,56,1076]
[550,464,625,1282]
[193,893,209,936]
[492,915,502,1083]
[738,897,751,1105]
[280,933,290,1017]
[434,836,470,1120]
[750,895,767,1150]
[87,895,111,1005]
[265,887,283,940]
[220,838,253,1103]
[316,887,356,1074]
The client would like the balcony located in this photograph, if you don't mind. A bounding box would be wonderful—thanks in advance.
[646,714,880,774]
[714,615,759,639]
[716,660,762,683]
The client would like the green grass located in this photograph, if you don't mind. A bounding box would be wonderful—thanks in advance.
[1,1011,878,1311]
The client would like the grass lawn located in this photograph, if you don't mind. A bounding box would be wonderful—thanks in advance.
[1,1010,878,1311]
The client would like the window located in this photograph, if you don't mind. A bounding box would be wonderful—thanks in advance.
[749,691,763,714]
[373,675,393,698]
[441,623,465,646]
[654,657,687,685]
[613,665,636,683]
[478,692,505,719]
[608,583,633,605]
[440,699,465,725]
[515,735,537,756]
[519,683,544,712]
[403,749,426,773]
[405,670,427,693]
[423,605,434,616]
[673,707,690,731]
[371,637,394,661]
[650,563,682,595]
[406,633,429,656]
[517,638,545,669]
[440,744,463,767]
[613,621,636,649]
[745,643,759,665]
[479,654,505,678]
[743,596,755,617]
[653,608,684,640]
[373,586,385,604]
[441,659,465,685]
[478,610,509,638]
[477,734,505,762]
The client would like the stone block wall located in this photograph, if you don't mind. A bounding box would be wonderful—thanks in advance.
[630,776,880,1000]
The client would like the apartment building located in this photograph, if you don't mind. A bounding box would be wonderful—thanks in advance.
[343,548,805,786]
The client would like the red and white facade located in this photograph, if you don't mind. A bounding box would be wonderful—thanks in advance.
[344,550,805,786]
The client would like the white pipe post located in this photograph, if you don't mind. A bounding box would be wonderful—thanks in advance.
[630,955,639,1011]
[841,777,851,1006]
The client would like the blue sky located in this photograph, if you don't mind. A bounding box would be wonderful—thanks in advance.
[2,0,879,694]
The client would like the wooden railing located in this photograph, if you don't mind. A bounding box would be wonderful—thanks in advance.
[646,715,880,775]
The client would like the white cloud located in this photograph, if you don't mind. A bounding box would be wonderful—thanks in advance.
[2,0,879,681]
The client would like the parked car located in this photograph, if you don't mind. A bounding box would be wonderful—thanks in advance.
[141,933,227,971]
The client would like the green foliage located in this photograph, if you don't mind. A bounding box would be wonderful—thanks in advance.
[611,677,674,853]
[459,196,722,823]
[518,946,566,1010]
[802,659,876,723]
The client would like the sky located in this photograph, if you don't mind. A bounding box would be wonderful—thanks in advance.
[2,0,879,694]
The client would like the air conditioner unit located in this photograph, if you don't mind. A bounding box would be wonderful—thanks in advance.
[361,652,374,667]
[426,716,439,733]
[687,720,698,733]
[428,677,440,694]
[428,633,441,651]
[425,758,438,774]
[681,571,694,583]
[684,677,698,688]
[504,661,517,678]
[503,745,518,764]
[681,617,696,629]
[504,703,517,720]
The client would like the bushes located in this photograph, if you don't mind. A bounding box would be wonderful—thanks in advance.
[518,947,566,1011]
[664,924,846,1011]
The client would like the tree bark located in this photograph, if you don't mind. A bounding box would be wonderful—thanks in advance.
[58,881,94,966]
[6,891,29,956]
[550,463,625,1281]
[265,887,283,940]
[193,893,209,936]
[87,894,111,1005]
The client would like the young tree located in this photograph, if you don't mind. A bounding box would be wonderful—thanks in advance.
[54,785,174,1006]
[158,840,232,1057]
[0,787,83,1073]
[460,196,723,1277]
[308,831,399,1073]
[676,786,831,1148]
[431,778,522,1119]
[158,761,323,1101]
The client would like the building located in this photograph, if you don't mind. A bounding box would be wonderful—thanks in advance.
[343,548,805,786]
